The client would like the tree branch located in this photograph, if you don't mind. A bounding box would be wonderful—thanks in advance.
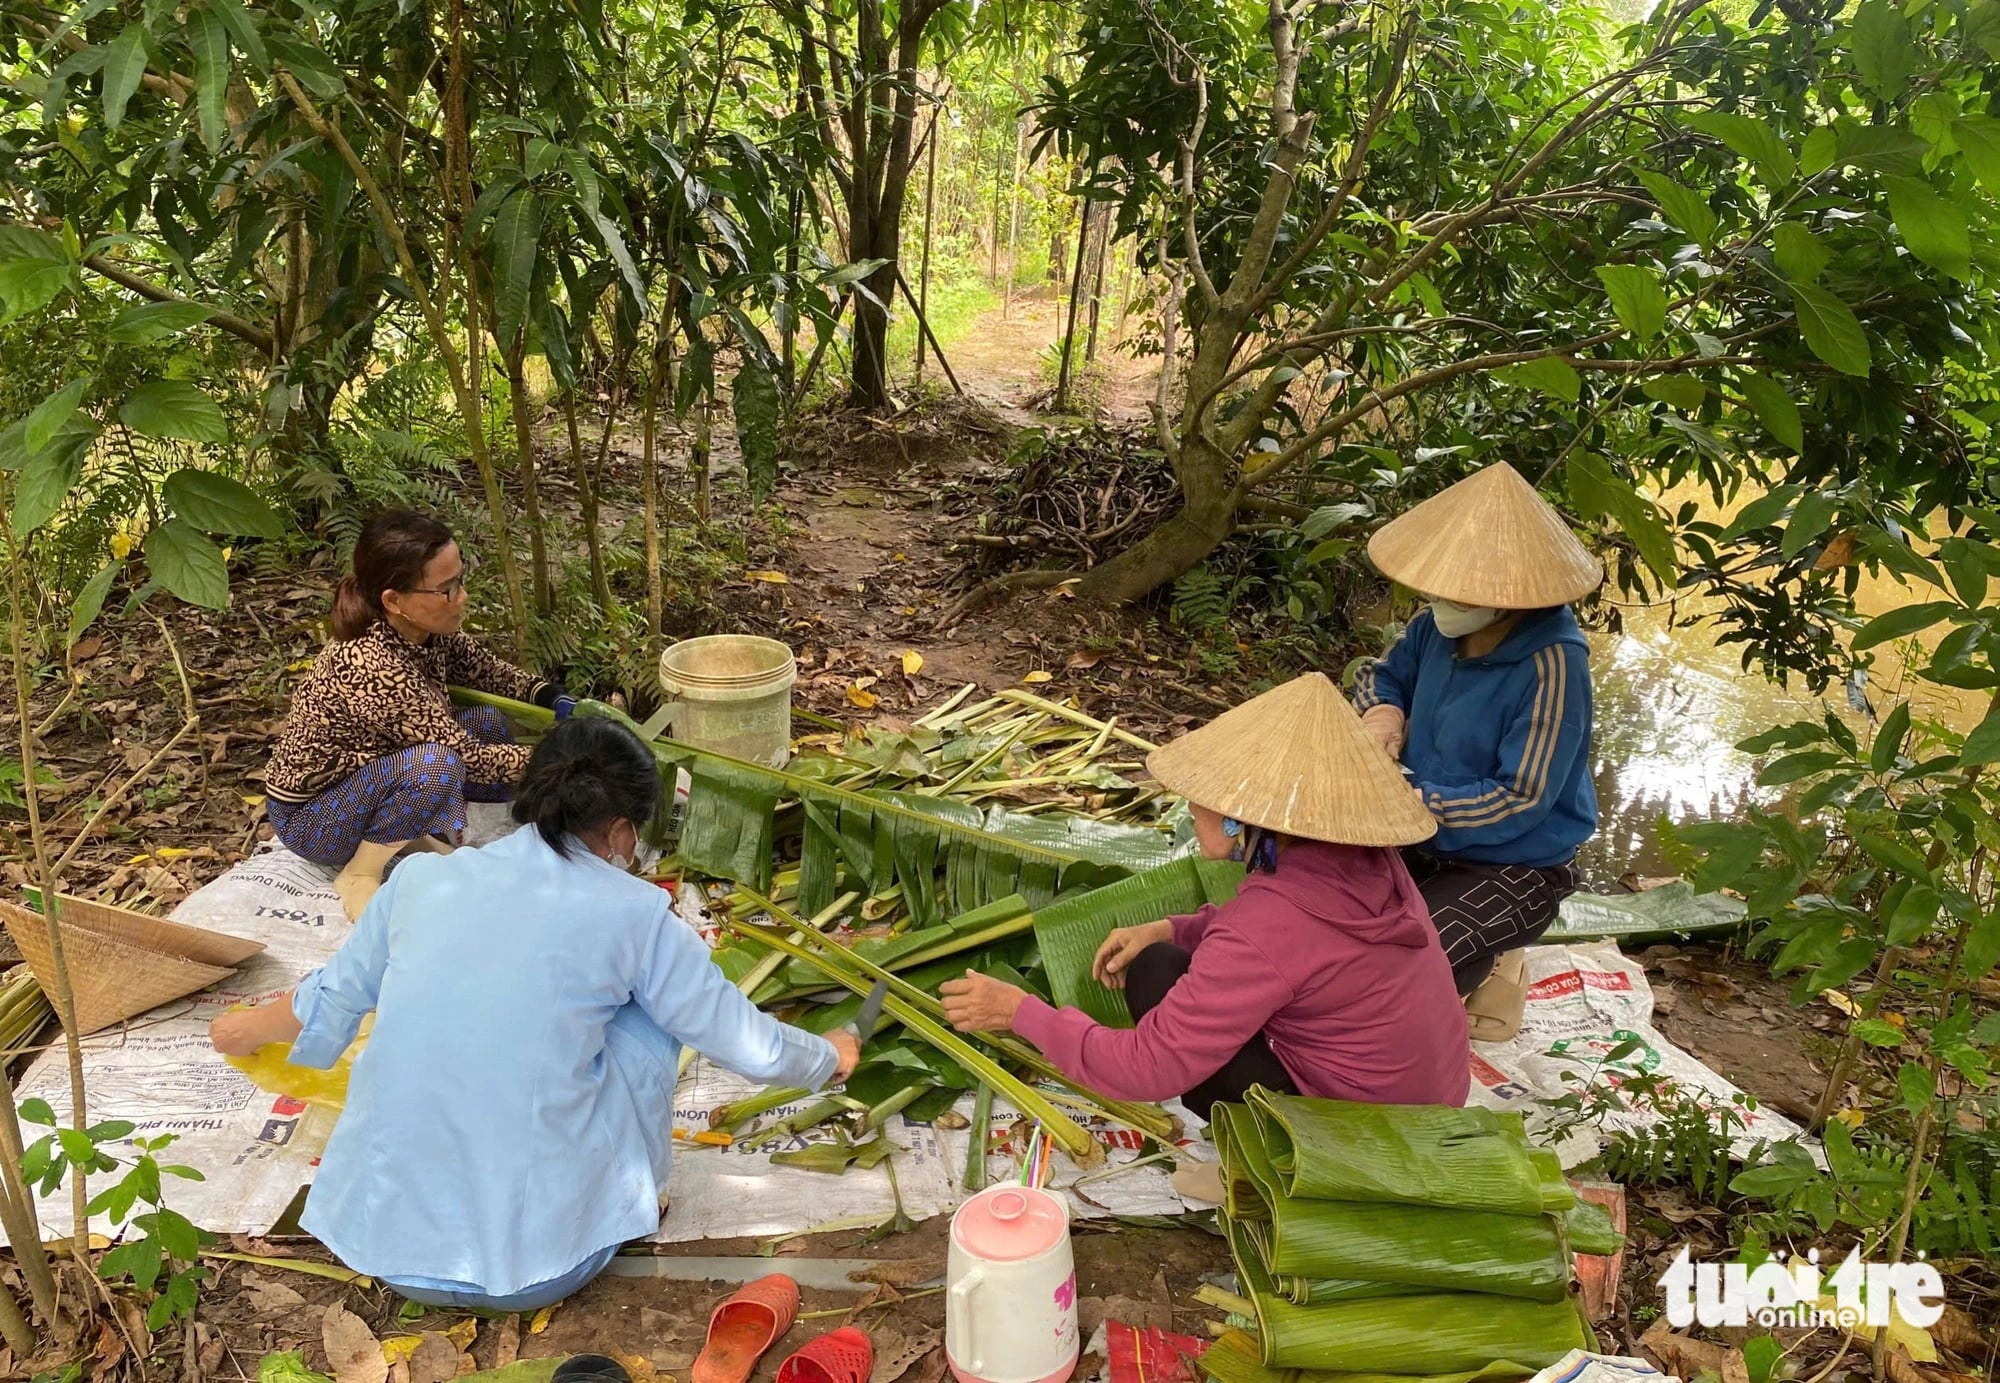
[79,254,275,355]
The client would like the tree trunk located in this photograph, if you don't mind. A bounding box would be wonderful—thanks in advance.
[562,391,612,610]
[1085,206,1108,364]
[641,335,670,640]
[916,107,939,380]
[848,262,896,411]
[1004,116,1024,317]
[693,391,712,523]
[505,347,553,614]
[1076,434,1237,603]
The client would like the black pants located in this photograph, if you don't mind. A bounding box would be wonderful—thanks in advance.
[1403,850,1578,996]
[1125,942,1298,1120]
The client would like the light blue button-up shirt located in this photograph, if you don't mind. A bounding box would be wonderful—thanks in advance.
[288,827,836,1296]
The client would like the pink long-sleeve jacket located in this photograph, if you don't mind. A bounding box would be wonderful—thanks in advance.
[1013,841,1469,1107]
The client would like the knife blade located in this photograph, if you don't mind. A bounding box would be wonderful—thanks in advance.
[842,978,891,1044]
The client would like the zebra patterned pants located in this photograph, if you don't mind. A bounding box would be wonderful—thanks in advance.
[1401,849,1578,997]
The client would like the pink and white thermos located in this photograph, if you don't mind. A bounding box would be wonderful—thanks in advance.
[945,1185,1079,1383]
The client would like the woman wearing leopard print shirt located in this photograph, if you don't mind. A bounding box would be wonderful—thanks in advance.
[264,511,572,920]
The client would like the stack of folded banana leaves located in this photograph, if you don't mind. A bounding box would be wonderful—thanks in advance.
[1208,1089,1623,1377]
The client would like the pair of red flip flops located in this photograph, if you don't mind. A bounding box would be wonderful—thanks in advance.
[690,1274,873,1383]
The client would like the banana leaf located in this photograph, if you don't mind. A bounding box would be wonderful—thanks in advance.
[1222,1203,1421,1309]
[1247,1191,1573,1300]
[1033,856,1245,1027]
[750,894,1034,1004]
[1559,1199,1624,1256]
[1199,1329,1536,1383]
[726,914,1102,1162]
[1250,1290,1591,1374]
[735,890,1178,1141]
[1245,1088,1575,1215]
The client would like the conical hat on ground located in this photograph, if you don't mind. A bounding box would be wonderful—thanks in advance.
[1367,462,1603,608]
[0,894,263,1036]
[1146,673,1436,847]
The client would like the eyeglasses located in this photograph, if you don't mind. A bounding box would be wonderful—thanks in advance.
[405,557,474,600]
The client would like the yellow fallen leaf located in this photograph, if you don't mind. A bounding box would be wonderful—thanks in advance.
[746,570,790,584]
[242,794,266,808]
[528,1306,556,1335]
[1023,671,1054,684]
[847,685,880,710]
[155,846,192,861]
[382,1338,424,1366]
[1816,1297,1936,1361]
[444,1321,476,1351]
[109,533,133,560]
[902,651,924,677]
[286,658,316,673]
[1823,990,1858,1017]
[903,606,917,616]
[1832,1107,1864,1128]
[127,853,152,866]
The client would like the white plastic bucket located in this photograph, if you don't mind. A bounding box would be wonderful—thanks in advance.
[656,635,798,769]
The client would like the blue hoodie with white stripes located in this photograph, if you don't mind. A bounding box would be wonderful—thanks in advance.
[1353,605,1597,869]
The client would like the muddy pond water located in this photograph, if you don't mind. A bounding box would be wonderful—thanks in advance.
[1578,569,1986,888]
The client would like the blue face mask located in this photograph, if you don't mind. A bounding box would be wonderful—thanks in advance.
[1221,816,1278,872]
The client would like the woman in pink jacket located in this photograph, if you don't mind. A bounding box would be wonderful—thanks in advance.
[942,672,1469,1118]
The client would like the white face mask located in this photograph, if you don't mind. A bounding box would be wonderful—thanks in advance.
[1431,599,1503,638]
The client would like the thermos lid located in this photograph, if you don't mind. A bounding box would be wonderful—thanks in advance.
[951,1185,1070,1263]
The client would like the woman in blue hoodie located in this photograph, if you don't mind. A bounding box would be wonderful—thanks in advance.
[1352,463,1603,995]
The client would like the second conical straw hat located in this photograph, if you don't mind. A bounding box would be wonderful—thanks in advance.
[1146,673,1435,847]
[1368,462,1603,608]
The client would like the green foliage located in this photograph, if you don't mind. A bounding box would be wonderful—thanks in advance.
[18,1100,209,1330]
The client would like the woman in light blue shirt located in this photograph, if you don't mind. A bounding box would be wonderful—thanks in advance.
[211,717,860,1310]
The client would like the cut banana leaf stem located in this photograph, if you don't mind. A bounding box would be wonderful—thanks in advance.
[1195,1284,1257,1317]
[712,1085,812,1133]
[996,690,1159,753]
[965,1083,995,1192]
[915,684,983,727]
[735,889,1175,1142]
[763,1095,860,1141]
[864,1084,928,1133]
[726,911,1102,1164]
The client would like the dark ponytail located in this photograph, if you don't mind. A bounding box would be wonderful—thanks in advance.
[511,717,662,858]
[331,509,456,640]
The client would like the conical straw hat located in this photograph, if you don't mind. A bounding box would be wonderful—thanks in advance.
[0,894,263,1036]
[1146,673,1436,847]
[1368,462,1603,608]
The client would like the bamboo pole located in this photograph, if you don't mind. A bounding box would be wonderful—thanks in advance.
[895,269,962,394]
[561,392,613,610]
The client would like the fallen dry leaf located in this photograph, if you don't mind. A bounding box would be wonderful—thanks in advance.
[490,1317,520,1371]
[1931,1305,1987,1361]
[746,570,790,584]
[1022,670,1054,685]
[868,1327,942,1383]
[847,684,880,710]
[245,1279,307,1316]
[528,1305,556,1336]
[69,635,103,662]
[902,650,924,677]
[406,1335,460,1383]
[323,1304,388,1383]
[1886,1350,1928,1383]
[1639,1320,1749,1383]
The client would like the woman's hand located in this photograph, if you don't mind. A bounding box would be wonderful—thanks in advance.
[826,1030,862,1083]
[209,1000,300,1057]
[941,971,1028,1034]
[1092,920,1174,989]
[1360,703,1407,757]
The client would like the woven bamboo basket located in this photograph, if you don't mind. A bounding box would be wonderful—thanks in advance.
[0,894,264,1036]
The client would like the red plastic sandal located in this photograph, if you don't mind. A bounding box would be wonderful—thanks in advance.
[775,1327,874,1383]
[691,1275,801,1383]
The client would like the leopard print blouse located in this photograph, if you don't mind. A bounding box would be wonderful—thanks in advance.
[263,620,548,803]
